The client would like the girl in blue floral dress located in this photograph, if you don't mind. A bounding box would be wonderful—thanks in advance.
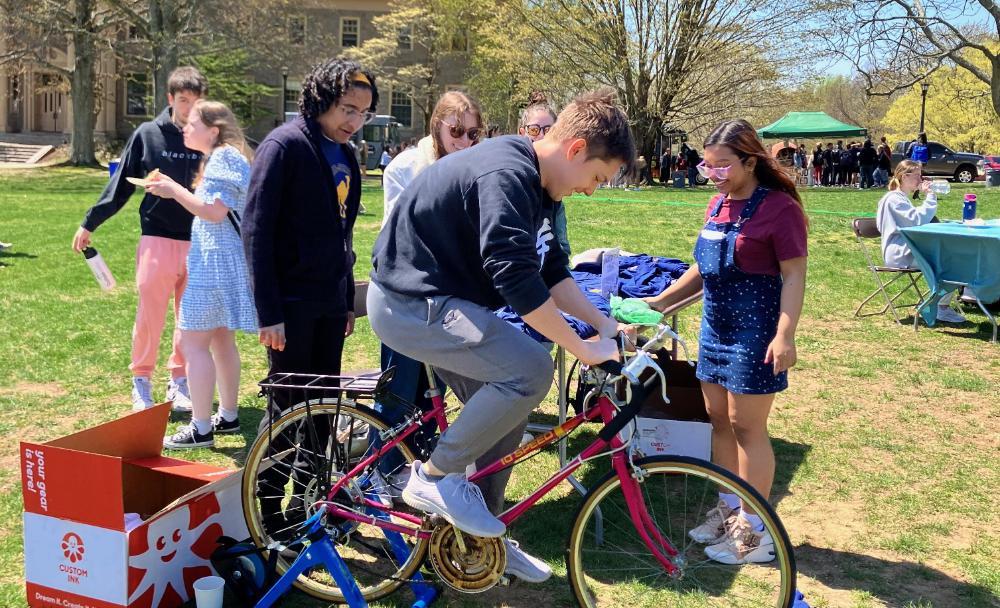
[146,100,255,449]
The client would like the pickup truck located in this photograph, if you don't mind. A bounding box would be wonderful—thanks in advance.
[892,141,985,183]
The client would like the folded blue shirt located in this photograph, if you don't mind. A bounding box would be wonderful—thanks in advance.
[496,254,689,341]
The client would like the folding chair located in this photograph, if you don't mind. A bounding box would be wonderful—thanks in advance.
[852,217,925,324]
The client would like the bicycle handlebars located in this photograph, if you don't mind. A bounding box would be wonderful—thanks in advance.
[593,321,693,443]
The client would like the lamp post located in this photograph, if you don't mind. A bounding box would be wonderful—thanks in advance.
[918,81,930,134]
[280,66,289,125]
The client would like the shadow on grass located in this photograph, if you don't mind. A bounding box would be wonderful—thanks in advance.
[0,249,38,267]
[795,543,996,607]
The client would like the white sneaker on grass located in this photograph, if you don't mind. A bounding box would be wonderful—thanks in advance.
[704,516,775,564]
[166,377,192,412]
[936,306,968,324]
[131,377,154,411]
[689,500,738,544]
[401,460,505,538]
[504,538,552,583]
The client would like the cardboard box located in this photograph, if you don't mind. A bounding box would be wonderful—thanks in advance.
[634,356,712,460]
[634,417,712,460]
[21,403,248,608]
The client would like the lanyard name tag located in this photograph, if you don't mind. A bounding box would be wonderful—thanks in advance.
[700,229,726,241]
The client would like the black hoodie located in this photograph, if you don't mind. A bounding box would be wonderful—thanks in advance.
[81,107,201,240]
[242,116,362,327]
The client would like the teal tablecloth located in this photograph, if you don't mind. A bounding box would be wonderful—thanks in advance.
[900,222,1000,325]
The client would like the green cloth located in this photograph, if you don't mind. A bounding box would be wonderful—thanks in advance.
[758,112,867,139]
[611,296,663,324]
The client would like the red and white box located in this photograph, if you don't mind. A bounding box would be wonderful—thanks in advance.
[21,403,248,608]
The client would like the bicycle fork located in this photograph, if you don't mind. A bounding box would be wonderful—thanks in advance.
[611,453,681,576]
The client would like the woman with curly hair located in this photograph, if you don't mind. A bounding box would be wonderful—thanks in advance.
[242,57,378,532]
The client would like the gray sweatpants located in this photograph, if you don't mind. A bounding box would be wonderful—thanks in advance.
[367,281,553,514]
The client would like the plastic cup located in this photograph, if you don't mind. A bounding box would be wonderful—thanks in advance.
[193,575,225,608]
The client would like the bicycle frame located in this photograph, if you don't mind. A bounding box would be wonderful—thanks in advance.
[316,367,683,576]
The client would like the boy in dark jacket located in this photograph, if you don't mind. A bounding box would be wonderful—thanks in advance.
[72,67,207,412]
[368,89,632,583]
[242,58,377,534]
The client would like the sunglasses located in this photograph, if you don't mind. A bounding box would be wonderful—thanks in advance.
[696,161,733,180]
[444,122,482,142]
[524,124,553,138]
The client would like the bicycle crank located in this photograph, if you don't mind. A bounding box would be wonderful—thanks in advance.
[427,523,506,593]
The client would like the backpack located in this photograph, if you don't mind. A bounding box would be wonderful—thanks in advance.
[911,144,929,163]
[840,149,853,165]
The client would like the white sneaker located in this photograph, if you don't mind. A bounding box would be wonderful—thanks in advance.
[689,500,738,544]
[366,468,407,508]
[704,516,775,564]
[131,377,154,411]
[936,306,968,324]
[401,461,506,538]
[166,377,192,412]
[504,538,552,583]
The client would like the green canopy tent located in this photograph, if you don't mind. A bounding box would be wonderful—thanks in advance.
[758,112,867,139]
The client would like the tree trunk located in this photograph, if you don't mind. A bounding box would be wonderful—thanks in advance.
[149,0,181,114]
[992,57,1000,119]
[69,0,98,166]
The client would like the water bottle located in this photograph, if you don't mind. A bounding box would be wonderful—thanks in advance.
[962,193,977,222]
[82,247,116,291]
[929,179,950,195]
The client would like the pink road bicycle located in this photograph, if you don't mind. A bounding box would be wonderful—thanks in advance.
[240,322,796,607]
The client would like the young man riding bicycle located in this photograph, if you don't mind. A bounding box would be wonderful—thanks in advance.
[368,88,634,583]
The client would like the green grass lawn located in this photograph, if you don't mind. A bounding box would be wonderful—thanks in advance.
[1,167,998,608]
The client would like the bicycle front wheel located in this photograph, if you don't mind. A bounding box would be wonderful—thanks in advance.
[567,456,795,608]
[241,400,427,602]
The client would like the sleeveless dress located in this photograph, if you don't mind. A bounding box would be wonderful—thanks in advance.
[178,145,257,332]
[694,186,786,395]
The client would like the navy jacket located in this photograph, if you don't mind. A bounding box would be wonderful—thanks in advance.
[82,107,201,240]
[372,136,570,316]
[242,116,362,327]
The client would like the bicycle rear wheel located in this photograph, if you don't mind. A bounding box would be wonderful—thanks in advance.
[567,455,795,608]
[241,400,427,602]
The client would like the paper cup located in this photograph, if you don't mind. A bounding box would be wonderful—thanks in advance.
[193,575,225,608]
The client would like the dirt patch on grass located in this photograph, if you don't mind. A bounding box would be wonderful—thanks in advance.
[0,381,67,398]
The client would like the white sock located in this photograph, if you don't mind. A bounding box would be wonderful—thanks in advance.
[718,492,740,511]
[192,418,212,435]
[741,510,765,532]
[219,407,238,422]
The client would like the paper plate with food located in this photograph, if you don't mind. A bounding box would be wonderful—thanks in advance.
[125,169,161,187]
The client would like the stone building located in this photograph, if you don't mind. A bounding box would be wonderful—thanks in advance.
[0,0,470,146]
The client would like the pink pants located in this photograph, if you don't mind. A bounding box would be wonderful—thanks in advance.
[130,235,190,379]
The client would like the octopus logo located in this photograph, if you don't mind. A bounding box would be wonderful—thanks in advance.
[61,532,85,563]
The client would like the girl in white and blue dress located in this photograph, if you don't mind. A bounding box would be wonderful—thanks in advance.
[146,100,255,449]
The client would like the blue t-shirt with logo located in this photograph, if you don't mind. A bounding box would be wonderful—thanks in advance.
[320,136,352,225]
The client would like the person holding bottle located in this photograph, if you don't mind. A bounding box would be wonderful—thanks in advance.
[876,160,966,323]
[72,67,208,412]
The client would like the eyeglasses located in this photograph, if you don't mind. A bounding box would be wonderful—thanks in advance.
[696,161,733,180]
[524,124,553,138]
[339,104,377,124]
[444,122,482,142]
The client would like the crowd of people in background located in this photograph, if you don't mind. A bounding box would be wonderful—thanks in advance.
[803,136,893,189]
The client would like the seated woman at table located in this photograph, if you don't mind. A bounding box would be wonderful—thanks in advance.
[876,159,966,323]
